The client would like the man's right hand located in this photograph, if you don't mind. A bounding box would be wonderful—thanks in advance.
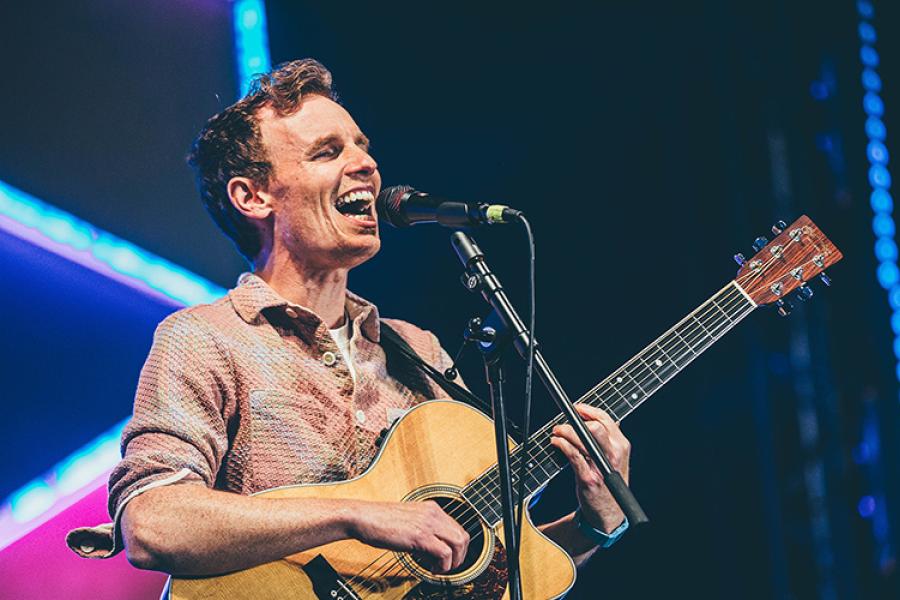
[347,500,470,573]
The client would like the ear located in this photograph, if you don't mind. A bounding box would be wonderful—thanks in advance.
[227,176,273,222]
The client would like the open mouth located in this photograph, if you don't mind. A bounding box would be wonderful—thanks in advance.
[334,189,376,226]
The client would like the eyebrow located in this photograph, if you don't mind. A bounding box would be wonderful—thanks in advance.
[306,133,371,155]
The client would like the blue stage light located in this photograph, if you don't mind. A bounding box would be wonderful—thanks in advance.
[8,482,55,524]
[861,46,879,67]
[862,69,882,92]
[878,262,899,289]
[889,286,900,310]
[873,214,895,238]
[859,22,877,43]
[871,189,893,212]
[892,312,900,335]
[867,117,886,140]
[859,495,877,518]
[868,140,889,165]
[876,238,898,262]
[869,165,892,189]
[857,1,874,18]
[864,92,884,117]
[233,0,272,98]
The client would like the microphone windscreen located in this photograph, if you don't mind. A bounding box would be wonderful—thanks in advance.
[376,185,414,227]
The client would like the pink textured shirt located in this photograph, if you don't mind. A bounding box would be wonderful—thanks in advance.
[97,273,453,555]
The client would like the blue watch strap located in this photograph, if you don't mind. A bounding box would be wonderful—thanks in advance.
[574,507,629,548]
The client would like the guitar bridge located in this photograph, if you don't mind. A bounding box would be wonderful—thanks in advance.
[304,554,362,600]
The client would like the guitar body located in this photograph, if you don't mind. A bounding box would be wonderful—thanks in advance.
[169,400,576,600]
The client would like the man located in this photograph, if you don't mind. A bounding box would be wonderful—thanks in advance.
[69,59,631,582]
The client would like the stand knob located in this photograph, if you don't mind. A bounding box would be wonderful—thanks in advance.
[752,236,769,252]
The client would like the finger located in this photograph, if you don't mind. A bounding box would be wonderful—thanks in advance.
[551,434,596,484]
[435,524,469,570]
[552,423,599,458]
[554,420,629,477]
[575,403,618,426]
[427,537,454,573]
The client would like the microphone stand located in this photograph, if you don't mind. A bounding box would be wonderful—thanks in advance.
[451,231,648,596]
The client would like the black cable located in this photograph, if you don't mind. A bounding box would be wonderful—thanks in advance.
[513,214,535,556]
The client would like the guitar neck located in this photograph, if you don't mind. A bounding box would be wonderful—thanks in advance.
[463,279,758,525]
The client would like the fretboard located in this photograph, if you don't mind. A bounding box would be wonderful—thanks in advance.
[462,280,758,526]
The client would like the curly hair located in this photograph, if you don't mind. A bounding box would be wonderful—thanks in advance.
[187,59,338,263]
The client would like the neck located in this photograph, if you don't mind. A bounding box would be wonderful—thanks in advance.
[254,249,350,329]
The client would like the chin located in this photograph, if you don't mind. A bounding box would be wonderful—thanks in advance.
[340,237,381,268]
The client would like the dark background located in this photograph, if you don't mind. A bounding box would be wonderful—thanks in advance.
[1,1,898,598]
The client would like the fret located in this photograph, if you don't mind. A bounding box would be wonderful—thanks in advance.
[690,314,716,340]
[710,298,735,323]
[604,375,635,410]
[672,329,699,357]
[697,302,731,338]
[463,282,759,529]
[649,344,682,380]
[636,354,665,384]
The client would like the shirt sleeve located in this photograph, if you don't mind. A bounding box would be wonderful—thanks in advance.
[107,310,231,540]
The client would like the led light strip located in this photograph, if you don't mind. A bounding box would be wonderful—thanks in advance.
[234,0,272,97]
[0,1,270,550]
[0,420,127,551]
[856,0,895,565]
[0,181,226,306]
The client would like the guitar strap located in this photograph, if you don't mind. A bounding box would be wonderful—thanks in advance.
[379,321,522,441]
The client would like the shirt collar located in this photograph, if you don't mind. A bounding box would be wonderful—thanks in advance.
[229,272,381,342]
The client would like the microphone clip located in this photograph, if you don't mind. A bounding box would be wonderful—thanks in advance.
[443,316,497,381]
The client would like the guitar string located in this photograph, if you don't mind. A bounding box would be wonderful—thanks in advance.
[460,285,753,510]
[354,292,756,597]
[345,284,756,591]
[472,239,816,498]
[349,284,759,594]
[459,243,817,527]
[343,242,815,593]
[351,284,769,595]
[341,287,753,593]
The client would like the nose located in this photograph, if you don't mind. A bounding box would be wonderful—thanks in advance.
[346,144,378,178]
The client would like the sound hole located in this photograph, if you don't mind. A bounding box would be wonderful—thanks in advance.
[410,496,486,576]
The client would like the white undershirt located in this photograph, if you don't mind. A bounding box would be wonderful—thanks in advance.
[329,317,356,382]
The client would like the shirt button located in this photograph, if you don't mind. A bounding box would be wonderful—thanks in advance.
[285,307,298,318]
[355,410,366,424]
[322,351,337,366]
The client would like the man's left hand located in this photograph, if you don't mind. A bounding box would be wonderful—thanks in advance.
[550,404,631,534]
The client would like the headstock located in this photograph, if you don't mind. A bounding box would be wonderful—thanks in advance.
[734,215,843,309]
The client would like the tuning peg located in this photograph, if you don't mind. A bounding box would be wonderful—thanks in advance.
[752,236,769,252]
[771,220,787,235]
[819,271,832,286]
[734,253,746,266]
[775,299,794,317]
[796,284,814,302]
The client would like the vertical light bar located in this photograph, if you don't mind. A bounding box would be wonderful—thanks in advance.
[856,0,895,571]
[233,0,272,97]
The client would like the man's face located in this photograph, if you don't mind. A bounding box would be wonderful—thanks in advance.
[257,95,382,270]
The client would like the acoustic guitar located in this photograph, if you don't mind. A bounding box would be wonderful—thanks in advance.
[169,215,842,599]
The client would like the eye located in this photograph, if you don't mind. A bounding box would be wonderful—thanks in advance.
[312,145,340,160]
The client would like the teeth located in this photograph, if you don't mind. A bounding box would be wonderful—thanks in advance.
[336,190,375,208]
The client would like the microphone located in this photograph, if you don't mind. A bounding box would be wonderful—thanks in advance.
[376,185,523,228]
